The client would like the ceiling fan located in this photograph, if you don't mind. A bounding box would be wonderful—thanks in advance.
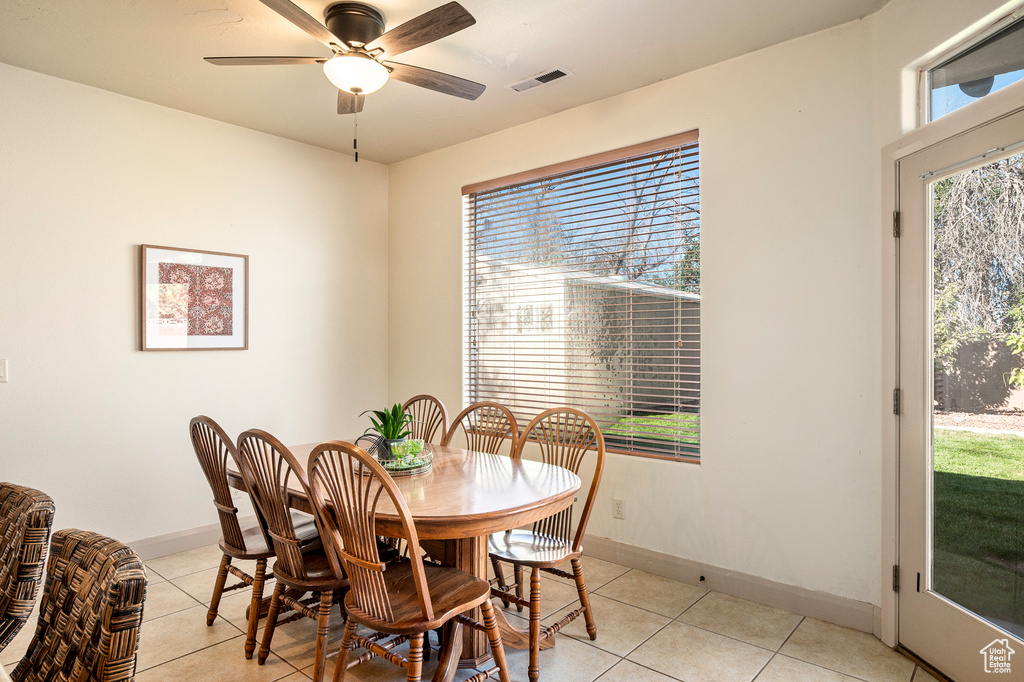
[205,0,485,115]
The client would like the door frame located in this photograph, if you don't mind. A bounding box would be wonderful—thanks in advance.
[881,79,1024,649]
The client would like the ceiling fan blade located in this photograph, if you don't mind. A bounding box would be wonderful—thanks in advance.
[384,61,485,100]
[366,2,475,58]
[256,0,347,50]
[204,56,326,66]
[338,91,365,115]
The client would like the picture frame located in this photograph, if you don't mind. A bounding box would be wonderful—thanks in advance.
[140,244,248,351]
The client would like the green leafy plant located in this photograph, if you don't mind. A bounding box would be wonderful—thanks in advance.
[361,403,413,440]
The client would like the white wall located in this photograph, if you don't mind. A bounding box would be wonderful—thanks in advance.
[387,0,1024,611]
[0,64,389,545]
[388,20,882,604]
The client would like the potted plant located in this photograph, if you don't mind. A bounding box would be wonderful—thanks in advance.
[361,403,413,460]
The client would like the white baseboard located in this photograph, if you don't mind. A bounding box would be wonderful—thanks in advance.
[129,523,876,636]
[128,519,252,561]
[584,535,877,635]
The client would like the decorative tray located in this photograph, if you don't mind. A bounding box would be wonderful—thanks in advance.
[375,448,433,476]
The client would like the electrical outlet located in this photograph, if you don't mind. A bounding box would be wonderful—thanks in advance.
[613,497,624,519]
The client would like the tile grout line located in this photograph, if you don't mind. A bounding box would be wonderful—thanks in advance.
[145,581,208,622]
[615,617,684,678]
[668,619,778,656]
[775,615,805,651]
[137,624,308,679]
[597,657,688,682]
[541,586,788,666]
[767,652,877,682]
[137,596,217,627]
[770,619,893,682]
[135,629,246,673]
[748,651,775,682]
[586,588,710,620]
[679,589,713,612]
[143,550,923,682]
[561,588,807,681]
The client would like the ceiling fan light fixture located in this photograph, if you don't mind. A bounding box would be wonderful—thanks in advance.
[323,53,389,94]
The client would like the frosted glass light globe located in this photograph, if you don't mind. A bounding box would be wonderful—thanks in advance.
[323,54,389,94]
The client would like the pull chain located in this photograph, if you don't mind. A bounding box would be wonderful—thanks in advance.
[353,106,359,163]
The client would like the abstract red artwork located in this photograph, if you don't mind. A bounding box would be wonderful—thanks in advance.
[158,263,234,336]
[142,244,247,350]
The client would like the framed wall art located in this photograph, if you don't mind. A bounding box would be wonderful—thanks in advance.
[140,244,248,351]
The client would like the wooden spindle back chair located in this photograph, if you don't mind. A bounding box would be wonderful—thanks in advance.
[235,429,346,682]
[190,417,252,552]
[12,528,146,682]
[307,441,510,682]
[236,430,318,580]
[401,395,449,445]
[191,416,321,658]
[442,401,519,456]
[519,408,604,553]
[489,407,606,682]
[0,483,55,653]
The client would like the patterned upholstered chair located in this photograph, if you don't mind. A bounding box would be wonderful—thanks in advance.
[11,528,147,682]
[0,482,55,653]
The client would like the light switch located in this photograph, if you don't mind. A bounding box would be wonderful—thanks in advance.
[0,359,7,383]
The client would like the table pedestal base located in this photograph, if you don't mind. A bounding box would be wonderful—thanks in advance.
[436,537,554,671]
[439,537,490,666]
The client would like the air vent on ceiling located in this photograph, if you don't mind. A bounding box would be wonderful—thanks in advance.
[506,68,574,93]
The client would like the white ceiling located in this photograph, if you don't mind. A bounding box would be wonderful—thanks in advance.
[0,0,888,164]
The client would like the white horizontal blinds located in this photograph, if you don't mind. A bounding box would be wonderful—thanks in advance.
[464,133,700,460]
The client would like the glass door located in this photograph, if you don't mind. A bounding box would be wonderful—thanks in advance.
[898,108,1024,680]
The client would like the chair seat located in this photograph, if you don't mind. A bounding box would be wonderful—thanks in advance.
[221,511,320,560]
[271,547,346,592]
[344,559,490,634]
[488,529,577,567]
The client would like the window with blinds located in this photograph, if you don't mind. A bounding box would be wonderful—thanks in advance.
[463,131,700,461]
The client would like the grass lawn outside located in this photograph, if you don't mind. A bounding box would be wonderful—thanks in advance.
[932,428,1024,632]
[604,412,700,457]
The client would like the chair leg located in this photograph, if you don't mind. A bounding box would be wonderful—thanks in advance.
[481,599,511,682]
[406,632,425,682]
[571,558,597,640]
[491,557,509,608]
[311,590,333,682]
[435,626,446,660]
[334,618,357,682]
[244,559,268,659]
[258,582,285,665]
[514,564,525,612]
[528,566,541,682]
[207,554,231,625]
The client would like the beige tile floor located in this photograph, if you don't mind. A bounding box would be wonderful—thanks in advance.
[1,544,939,682]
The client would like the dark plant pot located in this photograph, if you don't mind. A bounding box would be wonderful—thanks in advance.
[380,437,407,461]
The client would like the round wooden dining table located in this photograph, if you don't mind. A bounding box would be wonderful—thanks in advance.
[229,442,581,681]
